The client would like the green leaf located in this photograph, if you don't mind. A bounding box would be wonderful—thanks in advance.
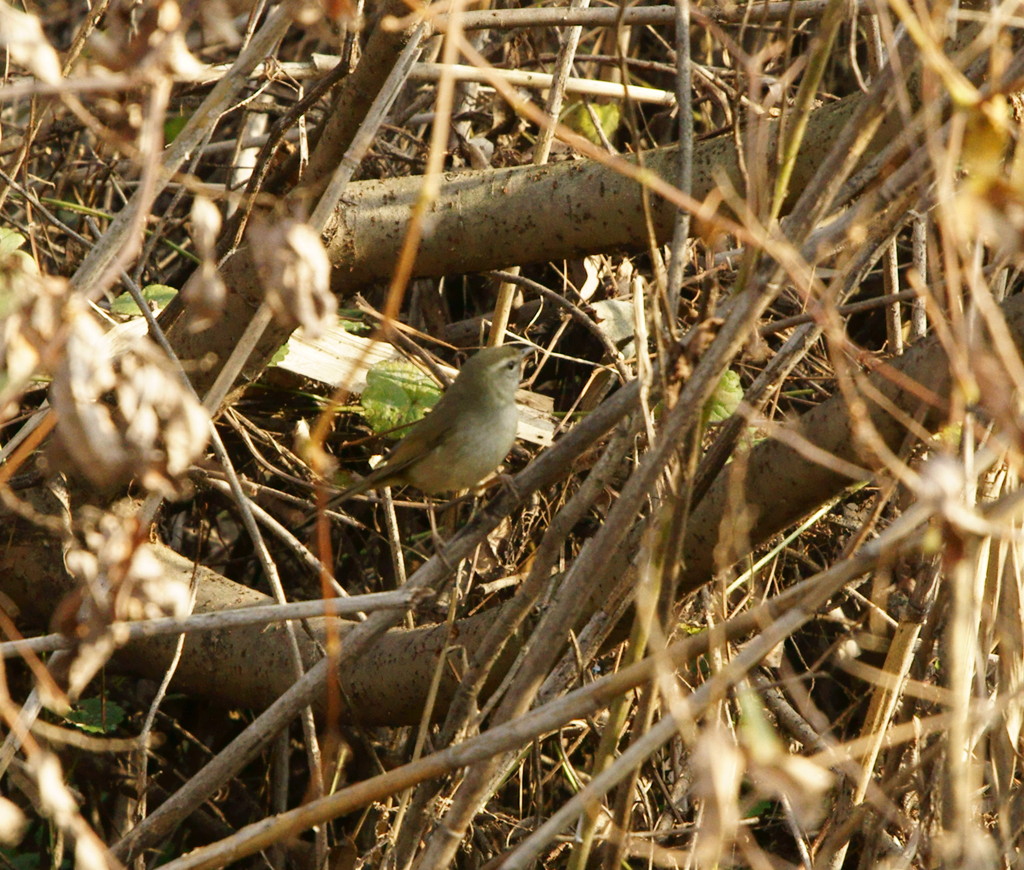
[737,684,779,762]
[0,226,26,258]
[360,359,441,436]
[164,112,191,143]
[744,798,776,819]
[269,343,290,366]
[338,314,372,334]
[704,370,742,424]
[65,697,126,734]
[0,226,37,274]
[0,849,41,869]
[560,101,621,144]
[109,284,178,316]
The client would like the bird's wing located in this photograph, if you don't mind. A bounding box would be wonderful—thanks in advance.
[335,383,464,499]
[383,402,456,469]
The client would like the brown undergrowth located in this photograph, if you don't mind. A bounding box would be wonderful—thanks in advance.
[2,0,1024,868]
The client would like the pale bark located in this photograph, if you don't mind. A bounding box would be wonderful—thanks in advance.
[6,291,1023,723]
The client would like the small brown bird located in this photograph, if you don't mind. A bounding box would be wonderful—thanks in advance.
[328,345,529,506]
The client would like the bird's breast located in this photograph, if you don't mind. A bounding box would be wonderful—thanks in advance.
[403,404,518,494]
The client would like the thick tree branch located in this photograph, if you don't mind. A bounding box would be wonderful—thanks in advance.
[6,293,1023,723]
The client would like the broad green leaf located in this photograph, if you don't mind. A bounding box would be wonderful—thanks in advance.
[360,359,441,436]
[65,697,126,734]
[338,314,372,334]
[0,227,26,258]
[560,101,621,145]
[0,227,37,273]
[110,284,178,316]
[164,112,191,143]
[270,343,290,366]
[704,370,742,423]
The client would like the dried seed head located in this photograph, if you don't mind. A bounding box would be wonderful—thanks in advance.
[50,302,210,497]
[249,215,335,339]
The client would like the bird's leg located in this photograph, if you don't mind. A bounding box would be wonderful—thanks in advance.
[495,472,520,501]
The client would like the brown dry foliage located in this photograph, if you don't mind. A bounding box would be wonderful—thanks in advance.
[2,0,1024,868]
